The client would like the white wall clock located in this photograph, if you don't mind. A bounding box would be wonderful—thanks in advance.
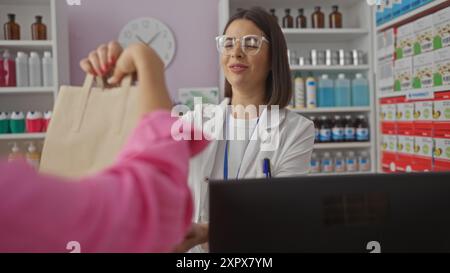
[119,17,176,68]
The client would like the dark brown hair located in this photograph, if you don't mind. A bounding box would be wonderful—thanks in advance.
[222,7,292,108]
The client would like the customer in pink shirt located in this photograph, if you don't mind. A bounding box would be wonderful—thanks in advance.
[0,43,208,253]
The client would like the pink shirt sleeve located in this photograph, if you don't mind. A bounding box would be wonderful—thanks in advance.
[0,110,208,253]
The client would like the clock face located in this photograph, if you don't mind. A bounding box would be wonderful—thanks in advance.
[119,17,176,68]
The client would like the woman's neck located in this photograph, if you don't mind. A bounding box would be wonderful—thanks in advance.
[230,86,266,119]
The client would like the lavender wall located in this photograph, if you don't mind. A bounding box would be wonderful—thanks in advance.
[63,0,220,101]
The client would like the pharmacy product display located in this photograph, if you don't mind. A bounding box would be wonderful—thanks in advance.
[378,3,450,173]
[290,73,369,109]
[312,115,370,143]
[310,150,371,174]
[0,50,53,88]
[3,13,48,41]
[0,111,51,134]
[246,6,345,29]
[7,141,42,169]
[289,49,366,67]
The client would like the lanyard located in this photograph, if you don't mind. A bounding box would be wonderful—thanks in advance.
[223,112,259,181]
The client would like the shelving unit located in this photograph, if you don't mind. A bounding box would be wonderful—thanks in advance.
[291,65,370,71]
[288,106,371,114]
[219,0,377,176]
[0,133,46,140]
[374,0,450,173]
[0,0,70,156]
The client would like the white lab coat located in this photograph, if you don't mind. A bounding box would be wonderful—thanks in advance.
[183,98,315,224]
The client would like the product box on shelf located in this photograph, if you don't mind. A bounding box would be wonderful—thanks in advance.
[385,28,395,60]
[381,122,398,173]
[380,97,399,122]
[395,56,413,91]
[376,4,385,26]
[401,0,412,16]
[378,59,395,93]
[393,0,403,18]
[413,125,433,172]
[414,14,434,55]
[433,6,450,50]
[396,22,415,59]
[433,46,450,87]
[414,100,434,122]
[433,122,450,171]
[397,101,415,121]
[396,123,415,172]
[433,91,450,122]
[383,0,394,24]
[413,51,434,89]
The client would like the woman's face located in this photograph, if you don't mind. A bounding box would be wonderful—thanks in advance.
[221,19,271,92]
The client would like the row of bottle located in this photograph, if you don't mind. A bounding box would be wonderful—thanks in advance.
[269,6,342,29]
[8,142,41,170]
[3,14,47,40]
[310,151,371,174]
[0,50,53,87]
[289,49,366,67]
[0,111,52,134]
[291,73,370,109]
[310,115,370,143]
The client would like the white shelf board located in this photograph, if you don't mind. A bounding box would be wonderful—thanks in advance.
[291,65,370,71]
[0,40,53,49]
[0,133,46,140]
[308,171,374,176]
[376,0,448,31]
[289,107,371,114]
[314,142,372,149]
[283,28,369,43]
[378,86,449,99]
[0,87,55,94]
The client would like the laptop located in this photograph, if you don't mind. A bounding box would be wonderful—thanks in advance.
[209,172,450,253]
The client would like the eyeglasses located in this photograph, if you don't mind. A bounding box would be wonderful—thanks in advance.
[215,35,270,56]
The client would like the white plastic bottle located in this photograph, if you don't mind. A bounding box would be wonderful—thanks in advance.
[26,142,41,170]
[42,51,53,87]
[321,152,334,173]
[306,75,317,109]
[358,151,371,172]
[346,151,358,172]
[29,52,42,87]
[310,152,321,173]
[334,151,346,173]
[294,73,305,108]
[15,52,29,87]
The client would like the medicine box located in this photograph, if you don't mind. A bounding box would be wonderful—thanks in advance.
[414,14,434,55]
[396,22,414,59]
[433,46,450,87]
[395,56,413,91]
[433,6,450,50]
[413,51,434,89]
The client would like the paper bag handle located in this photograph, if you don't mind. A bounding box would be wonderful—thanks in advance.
[72,74,133,133]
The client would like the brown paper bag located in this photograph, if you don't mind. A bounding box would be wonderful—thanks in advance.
[40,74,141,178]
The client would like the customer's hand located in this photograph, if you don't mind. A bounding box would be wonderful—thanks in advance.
[79,41,123,77]
[173,223,209,253]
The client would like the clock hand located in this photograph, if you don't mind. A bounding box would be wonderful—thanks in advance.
[135,35,147,45]
[147,32,161,45]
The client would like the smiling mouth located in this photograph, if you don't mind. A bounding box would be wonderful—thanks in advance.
[229,64,249,73]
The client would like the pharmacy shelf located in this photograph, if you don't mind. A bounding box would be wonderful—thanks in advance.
[377,86,449,99]
[0,133,46,140]
[290,65,370,71]
[0,40,53,49]
[308,171,374,176]
[376,0,450,31]
[282,28,369,43]
[314,142,372,149]
[0,87,55,94]
[289,106,371,114]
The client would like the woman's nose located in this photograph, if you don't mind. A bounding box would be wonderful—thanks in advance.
[230,43,244,58]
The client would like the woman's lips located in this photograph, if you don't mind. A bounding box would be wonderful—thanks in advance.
[229,64,249,73]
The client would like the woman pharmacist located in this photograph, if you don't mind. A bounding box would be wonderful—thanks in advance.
[80,7,315,252]
[0,43,209,252]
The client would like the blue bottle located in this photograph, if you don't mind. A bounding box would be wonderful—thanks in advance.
[352,73,370,106]
[335,73,351,107]
[318,74,334,107]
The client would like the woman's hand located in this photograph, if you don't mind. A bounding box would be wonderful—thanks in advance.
[173,223,209,253]
[79,41,123,77]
